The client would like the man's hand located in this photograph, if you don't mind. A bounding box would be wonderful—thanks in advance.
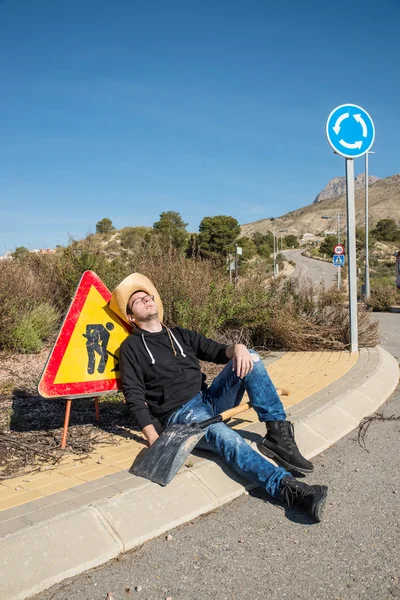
[142,424,160,447]
[226,344,254,378]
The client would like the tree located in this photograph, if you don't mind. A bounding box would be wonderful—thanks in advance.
[153,211,188,251]
[252,231,274,250]
[235,237,257,261]
[186,233,201,258]
[319,235,339,256]
[96,218,115,235]
[12,246,30,260]
[199,216,241,256]
[119,226,152,251]
[371,219,400,242]
[284,234,299,249]
[258,243,273,259]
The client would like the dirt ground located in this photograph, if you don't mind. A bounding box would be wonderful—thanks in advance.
[0,347,227,480]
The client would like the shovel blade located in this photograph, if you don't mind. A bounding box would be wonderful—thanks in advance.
[129,423,205,486]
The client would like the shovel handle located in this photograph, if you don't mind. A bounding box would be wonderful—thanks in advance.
[199,402,251,429]
[219,402,251,421]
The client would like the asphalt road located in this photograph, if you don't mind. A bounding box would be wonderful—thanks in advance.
[34,312,400,600]
[283,248,338,288]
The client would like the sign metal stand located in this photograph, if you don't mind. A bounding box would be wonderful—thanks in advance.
[326,103,375,353]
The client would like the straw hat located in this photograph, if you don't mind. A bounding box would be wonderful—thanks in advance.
[109,273,164,324]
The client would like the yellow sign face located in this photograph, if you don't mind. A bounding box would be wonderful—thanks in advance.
[54,286,128,384]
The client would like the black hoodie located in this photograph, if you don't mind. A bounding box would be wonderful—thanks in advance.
[119,326,229,430]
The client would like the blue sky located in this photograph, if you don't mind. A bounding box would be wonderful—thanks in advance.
[1,0,399,252]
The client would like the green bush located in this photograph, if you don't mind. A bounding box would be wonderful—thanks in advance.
[367,280,400,311]
[11,304,59,353]
[119,226,151,251]
[0,233,380,353]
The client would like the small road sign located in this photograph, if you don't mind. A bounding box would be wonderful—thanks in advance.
[333,255,345,266]
[326,104,375,159]
[38,271,131,399]
[334,244,345,255]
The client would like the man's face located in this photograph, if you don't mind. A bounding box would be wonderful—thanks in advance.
[127,291,158,324]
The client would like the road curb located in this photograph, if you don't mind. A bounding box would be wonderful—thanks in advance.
[2,346,398,600]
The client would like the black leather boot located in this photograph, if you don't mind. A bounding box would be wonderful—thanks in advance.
[258,420,314,474]
[279,477,328,522]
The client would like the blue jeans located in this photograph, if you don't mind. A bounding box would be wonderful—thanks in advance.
[166,352,290,498]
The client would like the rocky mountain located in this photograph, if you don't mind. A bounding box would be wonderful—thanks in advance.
[241,174,400,238]
[314,174,379,203]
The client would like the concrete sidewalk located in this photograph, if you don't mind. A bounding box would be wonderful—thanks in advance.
[1,346,399,600]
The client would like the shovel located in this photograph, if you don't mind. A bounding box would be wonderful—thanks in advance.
[130,401,253,486]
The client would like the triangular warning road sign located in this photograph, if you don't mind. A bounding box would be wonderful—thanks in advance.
[38,271,131,399]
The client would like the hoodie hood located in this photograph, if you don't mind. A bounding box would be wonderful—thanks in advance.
[132,325,186,364]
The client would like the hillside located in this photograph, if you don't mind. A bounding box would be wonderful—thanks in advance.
[241,174,400,238]
[313,174,379,203]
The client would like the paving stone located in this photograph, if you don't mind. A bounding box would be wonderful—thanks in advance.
[69,476,121,495]
[19,473,73,491]
[290,421,330,459]
[99,469,133,483]
[0,503,37,523]
[1,507,122,600]
[24,501,77,524]
[107,457,136,470]
[108,476,151,494]
[68,486,122,508]
[58,463,119,479]
[304,405,358,443]
[75,465,121,482]
[0,490,43,512]
[190,460,247,505]
[28,489,80,510]
[336,389,377,420]
[28,477,84,496]
[95,470,219,551]
[0,517,30,537]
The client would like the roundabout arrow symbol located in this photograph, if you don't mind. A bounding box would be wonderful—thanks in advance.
[353,113,367,137]
[332,112,349,135]
[339,139,363,149]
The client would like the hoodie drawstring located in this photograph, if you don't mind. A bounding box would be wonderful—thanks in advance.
[141,334,155,365]
[169,330,186,358]
[140,327,186,364]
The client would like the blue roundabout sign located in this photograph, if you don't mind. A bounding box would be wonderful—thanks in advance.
[326,104,375,158]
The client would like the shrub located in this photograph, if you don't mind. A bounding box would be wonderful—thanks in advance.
[119,226,151,251]
[11,303,59,353]
[0,236,380,353]
[367,280,400,311]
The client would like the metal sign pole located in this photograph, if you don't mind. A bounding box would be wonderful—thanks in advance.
[345,158,358,353]
[273,227,276,278]
[364,152,371,299]
[235,244,238,285]
[338,215,341,290]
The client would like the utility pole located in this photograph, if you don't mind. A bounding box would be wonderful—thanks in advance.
[235,244,238,285]
[279,229,288,252]
[321,215,342,291]
[273,227,276,278]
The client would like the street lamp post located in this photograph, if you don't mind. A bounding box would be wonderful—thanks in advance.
[278,229,288,252]
[364,151,375,299]
[321,215,342,291]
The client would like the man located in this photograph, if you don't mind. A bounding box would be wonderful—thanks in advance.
[110,273,328,522]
